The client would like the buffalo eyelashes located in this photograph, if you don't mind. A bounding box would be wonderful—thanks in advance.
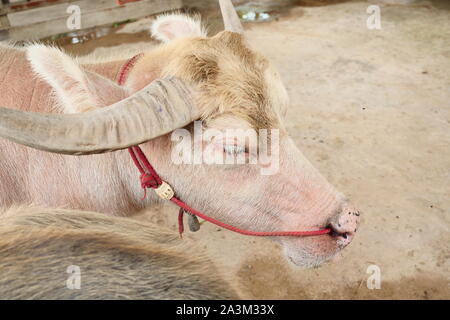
[223,144,246,156]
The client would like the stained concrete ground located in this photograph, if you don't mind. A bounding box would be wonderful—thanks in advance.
[59,0,449,299]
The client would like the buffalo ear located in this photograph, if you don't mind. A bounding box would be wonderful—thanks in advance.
[26,44,130,113]
[151,14,206,43]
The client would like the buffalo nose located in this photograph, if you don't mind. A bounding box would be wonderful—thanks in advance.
[328,206,360,247]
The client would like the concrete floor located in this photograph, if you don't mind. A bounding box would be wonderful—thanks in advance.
[61,0,449,299]
[231,0,450,299]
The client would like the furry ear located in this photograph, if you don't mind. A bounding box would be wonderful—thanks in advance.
[26,44,130,113]
[151,14,206,43]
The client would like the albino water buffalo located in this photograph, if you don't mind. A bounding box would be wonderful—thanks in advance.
[0,0,360,267]
[0,206,238,299]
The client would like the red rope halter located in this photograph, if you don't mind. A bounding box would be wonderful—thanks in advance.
[120,56,331,238]
[128,147,330,238]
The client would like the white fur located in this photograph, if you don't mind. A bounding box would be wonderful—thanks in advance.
[26,44,128,114]
[151,14,207,43]
[26,44,92,113]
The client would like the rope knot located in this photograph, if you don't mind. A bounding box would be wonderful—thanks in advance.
[140,173,160,189]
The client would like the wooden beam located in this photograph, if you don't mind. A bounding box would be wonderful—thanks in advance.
[1,1,69,16]
[7,0,118,27]
[4,0,182,41]
[0,14,9,30]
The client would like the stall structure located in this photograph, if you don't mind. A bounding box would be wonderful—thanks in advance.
[0,0,183,41]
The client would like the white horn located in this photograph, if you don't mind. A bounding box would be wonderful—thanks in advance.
[0,77,198,155]
[219,0,244,34]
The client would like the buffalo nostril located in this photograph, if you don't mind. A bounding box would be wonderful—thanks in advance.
[327,224,352,240]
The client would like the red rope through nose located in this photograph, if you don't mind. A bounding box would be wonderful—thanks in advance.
[120,55,330,238]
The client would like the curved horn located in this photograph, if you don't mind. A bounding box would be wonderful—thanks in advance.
[219,0,244,34]
[0,77,197,155]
